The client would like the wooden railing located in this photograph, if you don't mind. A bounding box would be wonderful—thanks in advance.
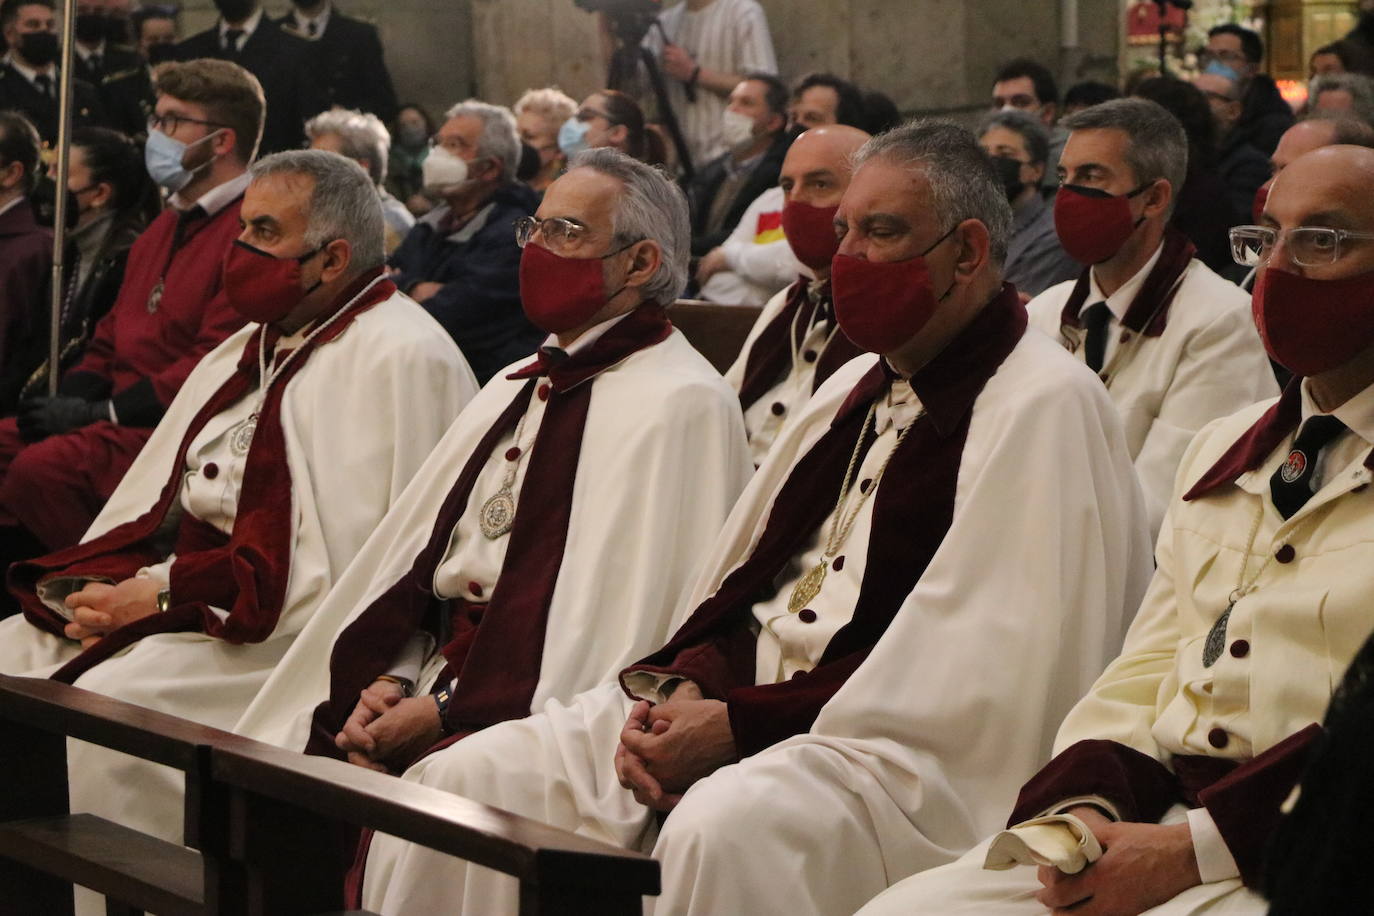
[0,675,659,915]
[667,300,763,374]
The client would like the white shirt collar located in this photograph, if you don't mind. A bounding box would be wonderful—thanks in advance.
[1300,377,1374,448]
[219,7,263,46]
[75,40,106,62]
[292,1,332,35]
[1087,240,1165,322]
[0,195,24,219]
[170,170,251,216]
[539,309,636,359]
[4,51,55,83]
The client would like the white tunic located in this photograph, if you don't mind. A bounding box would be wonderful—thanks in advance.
[0,289,478,863]
[234,324,753,751]
[363,315,1155,916]
[1027,245,1277,537]
[699,186,804,306]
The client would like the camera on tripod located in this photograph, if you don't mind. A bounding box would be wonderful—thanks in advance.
[573,0,664,46]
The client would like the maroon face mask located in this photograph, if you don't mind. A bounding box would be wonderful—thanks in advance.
[781,200,841,272]
[1252,266,1374,377]
[1251,184,1270,225]
[519,240,631,335]
[1054,182,1151,265]
[222,240,323,323]
[830,226,957,354]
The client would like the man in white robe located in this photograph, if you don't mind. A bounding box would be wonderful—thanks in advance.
[360,120,1154,916]
[724,125,868,464]
[858,144,1374,916]
[1029,98,1276,537]
[0,150,477,862]
[231,149,752,779]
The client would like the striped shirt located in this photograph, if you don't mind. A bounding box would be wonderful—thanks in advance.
[642,0,777,169]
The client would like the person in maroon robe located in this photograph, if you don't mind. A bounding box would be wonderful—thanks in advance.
[0,59,263,556]
[0,111,51,418]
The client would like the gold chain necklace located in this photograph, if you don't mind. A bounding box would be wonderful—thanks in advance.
[787,401,920,613]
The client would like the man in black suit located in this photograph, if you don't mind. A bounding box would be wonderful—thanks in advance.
[684,72,791,259]
[276,0,396,124]
[71,0,152,138]
[0,0,105,145]
[175,0,324,154]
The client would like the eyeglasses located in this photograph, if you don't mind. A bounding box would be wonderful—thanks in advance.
[1198,48,1248,65]
[514,216,599,252]
[147,112,226,135]
[1229,224,1374,268]
[575,108,617,125]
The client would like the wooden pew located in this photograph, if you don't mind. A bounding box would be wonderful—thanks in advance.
[0,675,659,915]
[667,299,763,375]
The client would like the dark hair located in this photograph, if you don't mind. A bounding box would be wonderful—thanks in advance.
[597,89,665,166]
[393,102,436,138]
[153,58,266,163]
[993,58,1059,106]
[1064,80,1120,111]
[132,4,178,36]
[742,71,789,120]
[861,90,902,134]
[73,126,159,221]
[1305,111,1374,147]
[0,109,41,193]
[1208,23,1264,64]
[1311,41,1355,71]
[791,72,867,128]
[1131,76,1215,170]
[1,0,54,29]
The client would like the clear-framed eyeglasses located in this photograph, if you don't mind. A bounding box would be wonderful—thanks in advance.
[1229,224,1374,268]
[514,216,595,252]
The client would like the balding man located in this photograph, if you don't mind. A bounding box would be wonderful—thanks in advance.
[359,120,1152,916]
[724,124,868,463]
[859,143,1374,916]
[0,150,477,860]
[1252,114,1374,223]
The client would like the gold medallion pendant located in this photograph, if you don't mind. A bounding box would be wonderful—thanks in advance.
[788,562,827,613]
[479,487,517,540]
[229,415,258,456]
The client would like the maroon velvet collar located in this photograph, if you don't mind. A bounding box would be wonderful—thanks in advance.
[737,278,858,410]
[1060,227,1196,339]
[506,303,673,392]
[9,269,395,682]
[834,282,1029,438]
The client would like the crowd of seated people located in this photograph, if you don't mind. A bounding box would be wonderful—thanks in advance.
[3,3,1374,913]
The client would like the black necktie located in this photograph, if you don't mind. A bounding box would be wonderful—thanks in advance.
[1081,302,1112,373]
[88,54,102,75]
[34,73,54,99]
[224,29,244,55]
[1269,414,1348,520]
[307,21,318,37]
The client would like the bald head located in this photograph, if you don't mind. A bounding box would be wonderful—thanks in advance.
[778,126,871,278]
[1265,145,1374,278]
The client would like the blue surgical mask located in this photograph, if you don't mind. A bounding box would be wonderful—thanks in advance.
[144,127,220,192]
[558,117,590,157]
[1204,59,1242,83]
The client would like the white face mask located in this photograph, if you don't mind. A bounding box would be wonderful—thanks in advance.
[720,109,757,150]
[422,145,472,193]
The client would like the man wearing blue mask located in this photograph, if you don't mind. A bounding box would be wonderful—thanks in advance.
[0,59,257,557]
[1202,24,1293,157]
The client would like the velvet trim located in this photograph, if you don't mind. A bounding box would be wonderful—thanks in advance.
[8,269,395,684]
[1059,227,1197,341]
[621,281,1028,758]
[303,303,675,758]
[1008,738,1180,827]
[736,279,861,411]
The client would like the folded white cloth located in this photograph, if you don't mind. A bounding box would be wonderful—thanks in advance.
[983,813,1104,875]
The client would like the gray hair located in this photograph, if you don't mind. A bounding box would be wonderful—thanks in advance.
[248,149,386,274]
[567,147,690,304]
[978,108,1050,166]
[444,99,520,183]
[853,119,1014,267]
[1304,110,1374,147]
[1312,72,1374,126]
[304,108,391,186]
[1062,98,1188,217]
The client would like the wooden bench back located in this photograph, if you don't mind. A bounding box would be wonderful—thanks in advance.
[667,299,763,374]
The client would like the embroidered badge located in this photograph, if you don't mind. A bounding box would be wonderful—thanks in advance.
[1279,450,1308,484]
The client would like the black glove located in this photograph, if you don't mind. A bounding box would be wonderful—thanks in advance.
[16,396,111,443]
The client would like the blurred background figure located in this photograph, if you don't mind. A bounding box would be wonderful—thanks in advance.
[787,71,864,131]
[991,57,1065,192]
[387,101,433,216]
[513,86,576,193]
[1193,67,1269,229]
[1198,23,1293,155]
[277,0,397,123]
[1062,79,1120,117]
[72,0,154,138]
[0,110,50,416]
[558,89,666,166]
[306,107,414,251]
[132,4,179,67]
[1310,71,1374,124]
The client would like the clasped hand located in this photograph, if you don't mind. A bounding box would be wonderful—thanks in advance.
[1034,806,1203,915]
[614,680,737,812]
[335,679,443,773]
[62,578,162,648]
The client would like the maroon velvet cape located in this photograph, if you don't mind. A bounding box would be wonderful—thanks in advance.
[620,283,1029,758]
[303,305,674,758]
[6,271,395,685]
[736,278,863,412]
